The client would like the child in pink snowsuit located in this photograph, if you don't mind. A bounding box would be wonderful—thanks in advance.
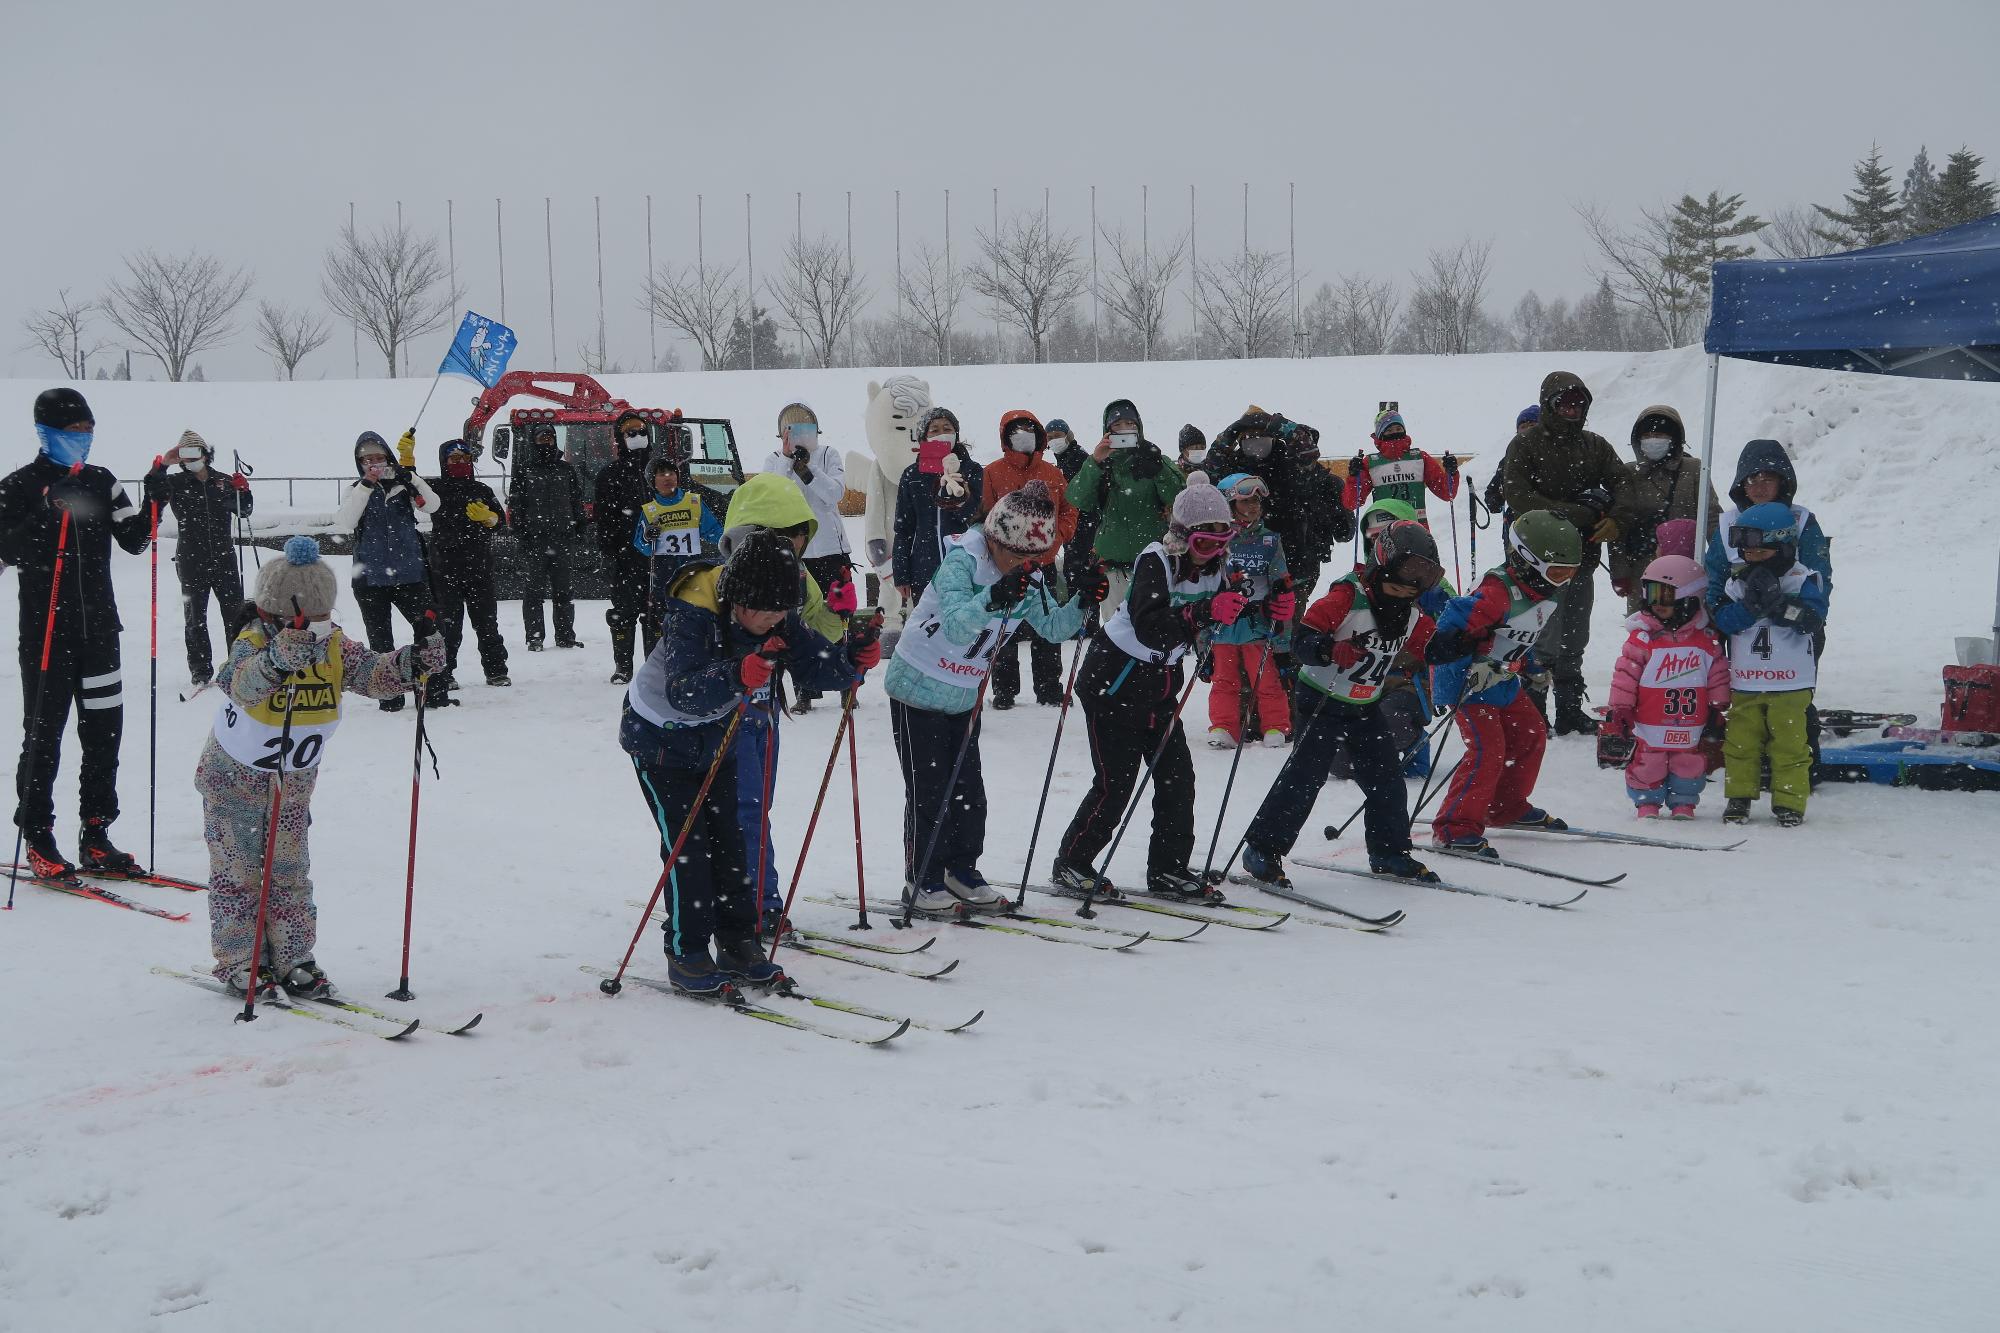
[1603,555,1730,818]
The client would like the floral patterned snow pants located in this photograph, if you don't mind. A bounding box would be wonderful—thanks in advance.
[196,736,320,979]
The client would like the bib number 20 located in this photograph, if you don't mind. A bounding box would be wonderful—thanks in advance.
[253,733,323,773]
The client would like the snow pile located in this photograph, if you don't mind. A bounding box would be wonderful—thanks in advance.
[1,350,1997,1330]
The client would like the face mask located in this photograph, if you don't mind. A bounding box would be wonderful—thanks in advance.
[445,457,474,479]
[926,432,957,447]
[1241,435,1273,460]
[35,425,92,467]
[622,433,649,452]
[1638,435,1673,461]
[1109,431,1139,450]
[1008,431,1037,453]
[308,620,335,641]
[1185,448,1208,465]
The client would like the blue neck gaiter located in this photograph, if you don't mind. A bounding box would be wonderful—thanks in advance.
[36,425,93,467]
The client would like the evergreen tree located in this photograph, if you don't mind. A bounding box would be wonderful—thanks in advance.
[1576,276,1624,350]
[1932,147,1998,229]
[1665,191,1764,302]
[1901,146,1940,237]
[1813,145,1904,249]
[719,303,783,370]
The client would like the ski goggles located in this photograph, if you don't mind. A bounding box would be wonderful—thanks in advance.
[1641,579,1683,604]
[1542,564,1580,585]
[176,444,206,461]
[1728,524,1794,551]
[1187,529,1235,558]
[1383,553,1445,592]
[1551,386,1590,417]
[1224,476,1270,501]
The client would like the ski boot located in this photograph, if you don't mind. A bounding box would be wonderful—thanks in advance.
[1147,866,1224,902]
[23,829,76,881]
[224,967,282,1001]
[1238,844,1288,886]
[608,669,633,685]
[1035,689,1064,707]
[902,879,966,920]
[78,819,144,878]
[1262,730,1288,749]
[757,911,798,946]
[556,636,585,650]
[1509,807,1568,831]
[279,959,335,1001]
[1050,858,1118,900]
[1369,851,1440,883]
[990,693,1016,711]
[190,668,213,688]
[1634,803,1663,820]
[1206,727,1235,749]
[379,696,406,712]
[526,640,545,653]
[944,866,1010,913]
[423,677,456,708]
[666,948,733,997]
[1773,806,1805,828]
[1723,797,1751,825]
[714,937,789,990]
[1435,834,1499,859]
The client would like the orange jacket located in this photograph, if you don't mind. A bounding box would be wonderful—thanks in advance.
[980,409,1078,547]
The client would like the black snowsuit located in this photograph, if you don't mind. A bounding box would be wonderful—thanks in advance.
[1205,411,1350,600]
[0,454,151,835]
[592,446,656,673]
[508,440,587,647]
[427,450,510,690]
[154,463,252,680]
[1049,439,1102,579]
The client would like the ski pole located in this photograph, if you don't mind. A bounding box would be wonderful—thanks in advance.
[232,451,260,575]
[1449,477,1462,591]
[1013,631,1088,909]
[1213,682,1338,884]
[149,499,159,873]
[601,704,747,995]
[768,692,855,962]
[388,619,441,1002]
[1077,650,1207,920]
[6,496,75,911]
[239,596,306,1022]
[1324,704,1457,841]
[1197,642,1274,886]
[1408,751,1466,831]
[898,629,1014,926]
[749,689,782,939]
[843,688,870,930]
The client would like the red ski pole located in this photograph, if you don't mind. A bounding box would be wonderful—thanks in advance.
[149,499,159,872]
[767,695,854,963]
[600,705,747,995]
[239,597,306,1023]
[844,688,870,930]
[387,620,438,1002]
[6,497,74,911]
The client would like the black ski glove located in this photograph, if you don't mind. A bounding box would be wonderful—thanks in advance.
[1068,562,1110,607]
[1127,443,1163,480]
[1425,628,1472,664]
[791,451,814,485]
[1739,564,1784,619]
[987,566,1035,612]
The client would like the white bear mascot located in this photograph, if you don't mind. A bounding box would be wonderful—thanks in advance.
[846,374,932,627]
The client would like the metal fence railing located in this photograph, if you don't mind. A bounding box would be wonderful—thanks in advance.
[120,473,514,512]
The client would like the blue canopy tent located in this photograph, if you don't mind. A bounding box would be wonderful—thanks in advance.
[1698,212,2000,637]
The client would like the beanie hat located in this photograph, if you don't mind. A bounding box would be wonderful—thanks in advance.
[33,387,92,431]
[1164,470,1232,554]
[1045,418,1072,438]
[985,479,1060,554]
[175,429,213,459]
[1372,408,1406,439]
[1516,404,1540,426]
[1178,423,1207,452]
[777,402,819,432]
[256,536,340,619]
[718,531,806,613]
[438,438,475,467]
[918,406,960,438]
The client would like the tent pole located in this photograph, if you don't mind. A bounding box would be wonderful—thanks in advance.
[1695,351,1722,557]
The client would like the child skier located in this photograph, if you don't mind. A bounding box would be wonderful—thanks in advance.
[1423,510,1581,855]
[198,536,443,997]
[1205,473,1292,748]
[1053,473,1273,899]
[1712,503,1827,826]
[1601,554,1731,818]
[1240,519,1446,884]
[1346,496,1456,778]
[1342,407,1461,529]
[427,438,510,701]
[622,532,867,994]
[633,455,724,640]
[887,480,1101,915]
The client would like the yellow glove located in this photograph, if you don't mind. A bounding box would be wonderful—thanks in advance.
[1590,516,1621,544]
[397,428,417,469]
[465,499,499,527]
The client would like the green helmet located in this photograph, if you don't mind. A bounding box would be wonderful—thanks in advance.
[1360,495,1418,541]
[1506,510,1582,588]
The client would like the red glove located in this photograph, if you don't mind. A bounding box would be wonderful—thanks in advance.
[739,640,784,692]
[824,576,859,616]
[230,472,250,492]
[850,636,881,672]
[1207,590,1248,626]
[1611,577,1634,598]
[1604,708,1636,738]
[1266,590,1296,622]
[1329,639,1367,669]
[152,454,171,471]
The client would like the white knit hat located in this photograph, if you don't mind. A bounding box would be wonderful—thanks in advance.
[255,535,339,618]
[1163,471,1232,554]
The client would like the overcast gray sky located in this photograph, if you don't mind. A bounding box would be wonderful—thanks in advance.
[4,0,1995,380]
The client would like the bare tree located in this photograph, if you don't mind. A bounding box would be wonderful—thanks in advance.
[1098,225,1188,360]
[20,289,107,378]
[101,249,252,382]
[968,213,1088,364]
[1760,204,1845,260]
[893,240,964,365]
[764,232,869,369]
[1576,202,1702,347]
[1194,248,1290,359]
[1334,272,1400,355]
[644,261,742,371]
[254,300,332,380]
[1399,240,1493,355]
[321,221,460,378]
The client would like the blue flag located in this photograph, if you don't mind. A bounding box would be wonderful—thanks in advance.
[437,311,517,387]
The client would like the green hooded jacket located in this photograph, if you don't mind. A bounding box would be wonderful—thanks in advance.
[722,473,843,640]
[1064,398,1186,565]
[1500,371,1635,572]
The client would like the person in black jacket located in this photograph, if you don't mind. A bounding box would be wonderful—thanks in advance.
[146,429,252,685]
[592,410,656,683]
[509,424,588,651]
[334,432,440,713]
[1204,408,1350,601]
[891,407,984,608]
[1045,418,1101,579]
[427,438,510,701]
[0,389,154,878]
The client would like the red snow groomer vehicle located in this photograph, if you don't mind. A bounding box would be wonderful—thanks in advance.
[459,372,746,599]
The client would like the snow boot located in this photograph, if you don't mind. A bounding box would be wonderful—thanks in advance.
[379,696,406,712]
[944,866,1009,913]
[486,672,512,686]
[714,937,788,989]
[1509,807,1567,831]
[990,692,1016,711]
[609,622,635,684]
[1723,797,1751,825]
[279,959,334,1001]
[1206,727,1234,749]
[1553,687,1597,736]
[24,829,75,881]
[666,948,733,997]
[1147,866,1223,901]
[1050,858,1118,899]
[423,676,455,708]
[1773,806,1805,828]
[526,640,545,653]
[1370,851,1440,883]
[1634,803,1662,820]
[1435,834,1499,859]
[190,667,213,688]
[556,636,585,649]
[1238,844,1287,885]
[1668,805,1697,820]
[78,819,143,878]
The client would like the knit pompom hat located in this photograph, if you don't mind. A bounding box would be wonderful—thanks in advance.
[985,479,1060,554]
[1372,408,1406,439]
[1163,471,1232,554]
[256,535,339,618]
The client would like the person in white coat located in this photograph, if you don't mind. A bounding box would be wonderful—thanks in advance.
[765,402,855,707]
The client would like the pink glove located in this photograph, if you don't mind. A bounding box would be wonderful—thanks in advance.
[1266,591,1296,622]
[825,576,859,616]
[1207,590,1248,626]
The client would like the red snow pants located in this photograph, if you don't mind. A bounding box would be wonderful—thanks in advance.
[1431,689,1547,842]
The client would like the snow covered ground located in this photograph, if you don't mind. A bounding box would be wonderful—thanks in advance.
[3,350,1997,1331]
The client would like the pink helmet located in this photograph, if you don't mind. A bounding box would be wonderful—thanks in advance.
[1641,553,1707,598]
